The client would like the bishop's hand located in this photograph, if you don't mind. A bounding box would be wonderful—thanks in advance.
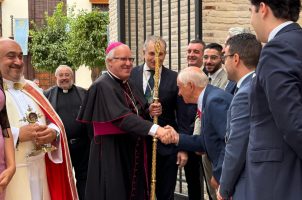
[155,125,179,144]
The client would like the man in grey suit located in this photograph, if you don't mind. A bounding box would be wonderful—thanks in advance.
[217,33,262,200]
[247,0,302,199]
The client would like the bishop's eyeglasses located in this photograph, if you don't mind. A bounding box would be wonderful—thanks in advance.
[113,57,135,63]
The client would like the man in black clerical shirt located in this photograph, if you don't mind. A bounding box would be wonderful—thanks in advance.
[44,65,90,200]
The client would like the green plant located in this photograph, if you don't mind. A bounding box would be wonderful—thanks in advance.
[67,9,109,71]
[30,2,71,72]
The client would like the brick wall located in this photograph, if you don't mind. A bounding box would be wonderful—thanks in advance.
[109,0,197,71]
[202,0,251,44]
[34,71,56,90]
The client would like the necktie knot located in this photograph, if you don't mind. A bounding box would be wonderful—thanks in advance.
[145,70,155,103]
[148,70,155,76]
[234,87,239,94]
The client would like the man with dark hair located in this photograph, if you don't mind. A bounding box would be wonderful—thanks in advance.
[217,33,262,200]
[131,35,188,200]
[187,39,206,72]
[181,39,206,200]
[224,27,252,95]
[203,43,228,89]
[200,42,228,200]
[247,0,302,199]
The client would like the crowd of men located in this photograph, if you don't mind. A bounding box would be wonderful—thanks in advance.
[0,0,301,200]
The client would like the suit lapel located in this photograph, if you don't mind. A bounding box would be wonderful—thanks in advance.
[137,65,144,94]
[202,85,211,111]
[237,73,253,93]
[49,87,59,110]
[158,66,166,96]
[275,23,301,38]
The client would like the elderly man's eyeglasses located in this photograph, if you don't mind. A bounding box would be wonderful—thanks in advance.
[113,57,135,62]
[221,54,234,63]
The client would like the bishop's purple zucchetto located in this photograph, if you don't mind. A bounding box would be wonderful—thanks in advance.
[105,42,124,54]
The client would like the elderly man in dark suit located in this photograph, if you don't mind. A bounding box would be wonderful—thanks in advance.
[247,0,302,199]
[130,35,188,200]
[217,33,262,200]
[44,65,90,200]
[162,67,232,190]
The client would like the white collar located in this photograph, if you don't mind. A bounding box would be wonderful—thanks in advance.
[107,69,127,83]
[268,21,293,42]
[197,86,207,112]
[237,71,254,88]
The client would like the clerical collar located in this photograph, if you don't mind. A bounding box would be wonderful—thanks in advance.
[3,77,26,90]
[59,86,73,93]
[107,70,127,84]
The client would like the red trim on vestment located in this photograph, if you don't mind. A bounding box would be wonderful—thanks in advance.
[23,82,78,200]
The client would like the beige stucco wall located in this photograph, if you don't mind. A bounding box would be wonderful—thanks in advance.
[1,0,28,38]
[67,0,92,14]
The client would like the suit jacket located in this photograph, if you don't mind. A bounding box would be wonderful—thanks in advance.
[224,80,237,95]
[178,85,232,181]
[219,73,253,200]
[210,68,228,89]
[248,23,302,200]
[130,64,184,155]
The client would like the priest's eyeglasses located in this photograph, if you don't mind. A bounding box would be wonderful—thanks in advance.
[113,57,135,63]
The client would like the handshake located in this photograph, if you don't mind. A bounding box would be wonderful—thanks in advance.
[155,125,179,145]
